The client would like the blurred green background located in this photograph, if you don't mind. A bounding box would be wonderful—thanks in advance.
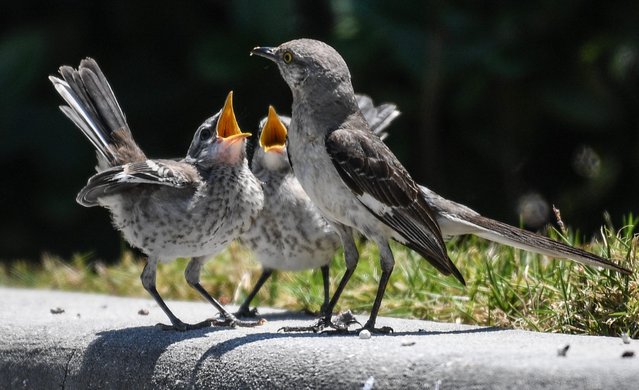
[1,0,638,263]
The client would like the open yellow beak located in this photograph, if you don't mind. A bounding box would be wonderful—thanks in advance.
[217,91,252,142]
[259,105,287,153]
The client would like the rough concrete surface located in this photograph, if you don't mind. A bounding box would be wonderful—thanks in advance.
[0,286,636,389]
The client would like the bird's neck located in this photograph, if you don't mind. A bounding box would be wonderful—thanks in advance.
[291,85,359,133]
[197,154,248,179]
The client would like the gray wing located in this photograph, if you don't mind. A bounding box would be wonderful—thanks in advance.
[326,128,464,284]
[77,159,202,207]
[355,94,400,141]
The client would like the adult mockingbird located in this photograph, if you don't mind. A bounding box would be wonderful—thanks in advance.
[50,59,264,331]
[251,39,631,333]
[238,95,399,317]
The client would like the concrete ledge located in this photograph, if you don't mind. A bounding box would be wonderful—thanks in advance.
[0,287,636,389]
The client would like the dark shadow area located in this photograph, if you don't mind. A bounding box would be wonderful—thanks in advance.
[414,326,504,336]
[241,309,320,322]
[196,323,505,358]
[185,323,505,385]
[71,325,220,387]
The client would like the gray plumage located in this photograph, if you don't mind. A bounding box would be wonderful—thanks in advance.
[420,187,631,272]
[355,94,399,141]
[50,59,264,331]
[238,96,398,316]
[252,39,457,333]
[252,39,631,332]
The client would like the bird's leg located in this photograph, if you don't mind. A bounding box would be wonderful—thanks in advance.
[280,226,359,333]
[319,265,330,316]
[235,268,273,317]
[360,241,394,334]
[185,256,264,328]
[141,258,210,331]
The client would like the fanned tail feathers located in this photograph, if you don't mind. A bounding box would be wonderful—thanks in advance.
[49,58,144,169]
[356,94,400,141]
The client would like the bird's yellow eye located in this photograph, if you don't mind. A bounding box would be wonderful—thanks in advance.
[283,51,293,64]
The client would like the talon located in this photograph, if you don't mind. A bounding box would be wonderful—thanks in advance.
[211,315,265,328]
[279,318,336,333]
[156,322,185,331]
[332,310,361,329]
[278,324,324,333]
[155,319,212,331]
[359,325,393,334]
[377,326,394,334]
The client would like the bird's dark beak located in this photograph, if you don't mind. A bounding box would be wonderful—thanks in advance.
[259,106,287,153]
[251,46,278,62]
[217,91,251,144]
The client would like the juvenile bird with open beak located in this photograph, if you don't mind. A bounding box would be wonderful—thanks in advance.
[50,59,264,331]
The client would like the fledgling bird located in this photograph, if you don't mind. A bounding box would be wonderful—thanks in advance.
[49,58,264,331]
[251,39,631,333]
[238,95,399,317]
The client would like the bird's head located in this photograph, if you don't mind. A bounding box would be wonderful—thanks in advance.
[186,91,251,168]
[251,39,354,99]
[252,105,291,173]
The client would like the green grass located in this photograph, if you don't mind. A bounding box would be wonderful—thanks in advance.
[1,216,637,337]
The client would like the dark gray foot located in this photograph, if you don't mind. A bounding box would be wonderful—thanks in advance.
[360,322,394,334]
[155,319,212,331]
[210,314,265,328]
[278,318,332,333]
[333,310,361,330]
[234,306,259,318]
[279,312,360,334]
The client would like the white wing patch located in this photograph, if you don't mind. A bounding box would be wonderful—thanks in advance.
[110,160,200,187]
[357,192,393,215]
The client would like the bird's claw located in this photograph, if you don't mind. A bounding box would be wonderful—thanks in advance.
[359,324,394,334]
[278,316,332,333]
[279,312,360,334]
[332,310,361,329]
[210,314,266,328]
[155,319,212,331]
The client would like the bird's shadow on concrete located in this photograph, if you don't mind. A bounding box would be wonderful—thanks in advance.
[203,324,504,357]
[71,324,225,387]
[252,310,505,338]
[245,310,317,322]
[189,320,504,382]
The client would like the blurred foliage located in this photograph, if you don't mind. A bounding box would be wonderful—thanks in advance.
[1,0,638,262]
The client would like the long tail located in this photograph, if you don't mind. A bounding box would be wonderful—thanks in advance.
[49,58,145,169]
[419,185,632,275]
[356,94,400,141]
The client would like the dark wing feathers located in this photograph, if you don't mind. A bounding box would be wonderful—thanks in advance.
[77,159,201,207]
[326,128,465,284]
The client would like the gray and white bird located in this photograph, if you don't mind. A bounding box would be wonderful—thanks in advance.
[251,39,631,333]
[238,95,398,317]
[50,59,264,331]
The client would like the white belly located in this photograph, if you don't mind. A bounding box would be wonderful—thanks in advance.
[288,132,394,241]
[242,173,340,271]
